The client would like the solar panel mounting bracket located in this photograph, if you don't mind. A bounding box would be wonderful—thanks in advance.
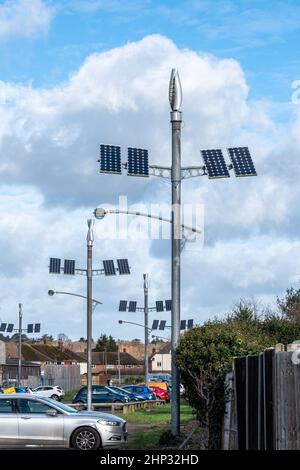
[149,165,171,179]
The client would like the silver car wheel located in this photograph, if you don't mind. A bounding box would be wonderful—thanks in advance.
[75,430,96,450]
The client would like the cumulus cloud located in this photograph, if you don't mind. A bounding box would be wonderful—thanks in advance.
[0,0,54,39]
[0,34,299,338]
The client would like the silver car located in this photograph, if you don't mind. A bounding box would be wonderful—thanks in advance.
[0,394,127,450]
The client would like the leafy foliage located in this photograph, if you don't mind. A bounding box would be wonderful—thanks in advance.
[277,287,300,322]
[177,296,300,449]
[93,334,118,352]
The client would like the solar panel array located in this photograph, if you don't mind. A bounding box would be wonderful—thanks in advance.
[0,323,7,332]
[159,320,166,331]
[128,301,137,313]
[27,324,33,334]
[127,147,149,177]
[103,260,116,276]
[7,324,14,333]
[34,323,41,333]
[152,320,159,330]
[49,258,61,274]
[165,300,172,311]
[187,319,194,329]
[117,259,130,275]
[119,300,127,312]
[64,259,75,275]
[180,320,186,330]
[100,144,122,175]
[227,147,257,177]
[156,301,164,312]
[201,149,230,179]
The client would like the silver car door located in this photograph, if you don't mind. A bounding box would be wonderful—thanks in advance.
[17,398,64,446]
[0,398,19,446]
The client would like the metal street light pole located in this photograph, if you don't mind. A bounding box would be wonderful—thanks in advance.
[143,274,149,383]
[86,219,94,411]
[169,68,182,436]
[18,303,22,387]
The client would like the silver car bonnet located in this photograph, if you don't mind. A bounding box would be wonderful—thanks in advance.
[76,410,125,423]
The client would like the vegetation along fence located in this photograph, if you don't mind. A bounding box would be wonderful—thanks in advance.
[224,347,300,450]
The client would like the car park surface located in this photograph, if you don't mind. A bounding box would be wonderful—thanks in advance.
[0,394,127,450]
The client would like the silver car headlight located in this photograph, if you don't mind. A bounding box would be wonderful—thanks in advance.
[97,418,121,426]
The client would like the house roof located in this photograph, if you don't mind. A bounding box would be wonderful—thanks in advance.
[150,342,171,357]
[91,351,143,366]
[6,342,86,363]
[5,358,40,368]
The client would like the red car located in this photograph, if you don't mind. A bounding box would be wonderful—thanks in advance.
[150,385,170,402]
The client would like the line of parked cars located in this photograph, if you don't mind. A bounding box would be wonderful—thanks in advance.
[71,380,174,404]
[0,385,65,401]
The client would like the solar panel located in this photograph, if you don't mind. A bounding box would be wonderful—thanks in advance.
[159,320,166,331]
[117,259,130,275]
[6,324,14,333]
[156,301,164,312]
[187,319,194,329]
[0,323,7,332]
[128,301,137,313]
[100,144,122,175]
[34,323,41,333]
[227,147,257,177]
[119,300,127,312]
[201,149,230,179]
[64,259,75,275]
[49,258,61,274]
[127,147,149,177]
[152,320,159,330]
[103,260,116,276]
[165,300,172,311]
[27,324,33,334]
[180,320,186,330]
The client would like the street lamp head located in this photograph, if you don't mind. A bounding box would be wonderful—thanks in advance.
[169,68,182,112]
[94,208,107,219]
[118,320,123,324]
[48,290,55,296]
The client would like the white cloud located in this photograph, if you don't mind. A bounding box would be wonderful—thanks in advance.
[0,0,54,39]
[0,34,299,339]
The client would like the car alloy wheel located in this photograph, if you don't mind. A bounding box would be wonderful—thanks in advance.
[51,394,59,400]
[73,427,100,451]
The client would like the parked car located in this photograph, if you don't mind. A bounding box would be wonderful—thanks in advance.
[107,386,145,402]
[31,386,65,401]
[0,394,127,449]
[121,385,156,401]
[72,386,130,404]
[149,385,170,402]
[140,381,170,392]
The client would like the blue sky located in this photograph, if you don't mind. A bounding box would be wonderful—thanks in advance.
[1,0,300,341]
[1,0,300,102]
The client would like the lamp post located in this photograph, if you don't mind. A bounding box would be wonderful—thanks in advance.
[18,303,22,387]
[169,68,183,437]
[49,219,130,411]
[96,69,257,436]
[86,219,94,411]
[143,274,149,383]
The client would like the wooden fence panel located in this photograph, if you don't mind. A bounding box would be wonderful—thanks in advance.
[246,355,259,450]
[234,357,246,450]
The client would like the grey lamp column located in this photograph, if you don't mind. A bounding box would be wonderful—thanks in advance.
[86,219,94,411]
[169,69,182,436]
[143,274,149,383]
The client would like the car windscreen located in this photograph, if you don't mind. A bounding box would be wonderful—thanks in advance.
[40,397,78,413]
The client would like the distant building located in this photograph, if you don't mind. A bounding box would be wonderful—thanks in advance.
[118,340,167,361]
[149,342,171,373]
